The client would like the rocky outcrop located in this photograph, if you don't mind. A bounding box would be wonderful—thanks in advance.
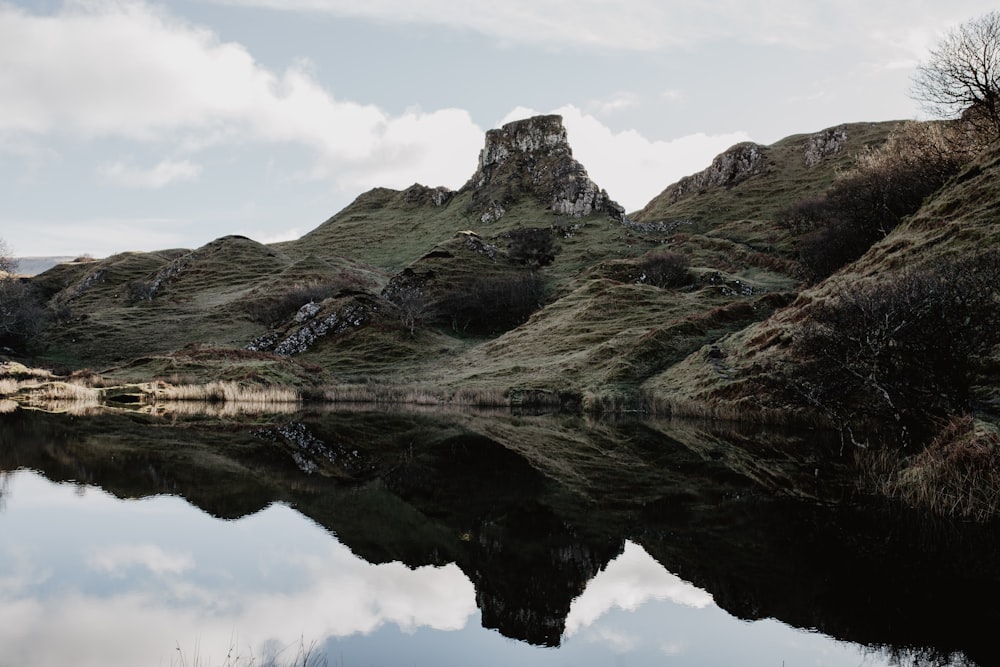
[246,295,376,355]
[462,115,626,224]
[402,183,455,207]
[804,125,848,166]
[657,142,769,205]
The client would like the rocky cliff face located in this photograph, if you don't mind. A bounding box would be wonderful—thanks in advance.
[462,115,626,224]
[657,141,769,205]
[803,125,848,167]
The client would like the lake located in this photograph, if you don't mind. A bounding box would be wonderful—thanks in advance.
[0,406,995,666]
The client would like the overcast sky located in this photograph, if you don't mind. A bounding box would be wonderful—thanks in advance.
[1,0,996,258]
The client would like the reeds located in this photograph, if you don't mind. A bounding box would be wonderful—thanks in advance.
[858,415,1000,522]
[318,383,512,407]
[154,380,301,404]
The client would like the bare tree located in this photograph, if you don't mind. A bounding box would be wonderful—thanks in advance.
[912,11,1000,137]
[0,237,17,275]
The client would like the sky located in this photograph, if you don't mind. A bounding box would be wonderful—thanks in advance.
[1,0,997,258]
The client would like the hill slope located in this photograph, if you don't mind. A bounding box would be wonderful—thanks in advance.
[16,115,901,396]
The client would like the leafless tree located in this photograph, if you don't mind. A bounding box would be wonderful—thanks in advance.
[0,237,17,275]
[912,11,1000,137]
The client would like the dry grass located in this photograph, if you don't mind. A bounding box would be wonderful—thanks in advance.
[859,415,1000,522]
[154,380,301,404]
[319,383,511,407]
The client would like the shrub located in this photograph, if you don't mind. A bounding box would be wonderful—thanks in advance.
[507,227,556,267]
[434,272,547,335]
[0,277,51,351]
[788,251,1000,445]
[245,279,363,325]
[778,121,978,281]
[390,286,429,336]
[635,249,691,288]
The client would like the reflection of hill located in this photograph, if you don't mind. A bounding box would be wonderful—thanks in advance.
[1,408,998,662]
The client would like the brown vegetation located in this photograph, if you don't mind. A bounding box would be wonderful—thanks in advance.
[784,250,1000,446]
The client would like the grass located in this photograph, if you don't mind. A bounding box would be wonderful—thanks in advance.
[859,416,1000,521]
[173,637,327,667]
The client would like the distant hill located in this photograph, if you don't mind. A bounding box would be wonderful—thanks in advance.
[14,256,78,277]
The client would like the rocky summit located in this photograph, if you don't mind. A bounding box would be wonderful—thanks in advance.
[462,114,625,224]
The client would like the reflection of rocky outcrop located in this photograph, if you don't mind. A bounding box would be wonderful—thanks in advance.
[462,115,626,224]
[4,408,1000,664]
[378,432,623,645]
[467,505,622,646]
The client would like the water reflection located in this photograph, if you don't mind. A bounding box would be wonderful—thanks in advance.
[0,470,884,667]
[0,407,994,666]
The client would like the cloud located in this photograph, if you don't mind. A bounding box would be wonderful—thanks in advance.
[206,0,1000,52]
[0,1,484,193]
[0,217,193,257]
[500,105,749,211]
[0,475,478,667]
[89,544,195,576]
[587,92,641,117]
[99,159,202,188]
[0,496,476,666]
[564,541,713,637]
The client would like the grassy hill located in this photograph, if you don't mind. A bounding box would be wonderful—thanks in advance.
[10,112,1000,518]
[12,115,899,387]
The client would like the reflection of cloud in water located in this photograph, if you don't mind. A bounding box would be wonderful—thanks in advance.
[0,472,477,667]
[88,544,195,576]
[564,540,713,636]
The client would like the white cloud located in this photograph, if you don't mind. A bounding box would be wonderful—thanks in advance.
[564,541,713,637]
[89,544,195,576]
[206,0,1000,52]
[0,1,484,193]
[500,105,749,211]
[1,217,193,257]
[588,92,641,117]
[239,226,304,245]
[0,476,478,667]
[659,89,687,103]
[99,159,202,188]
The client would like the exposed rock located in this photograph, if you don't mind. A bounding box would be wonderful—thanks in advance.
[462,115,626,224]
[659,142,769,204]
[402,183,455,207]
[804,125,848,167]
[247,297,375,355]
[251,422,367,475]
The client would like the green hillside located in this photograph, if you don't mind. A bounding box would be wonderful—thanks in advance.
[9,111,1000,519]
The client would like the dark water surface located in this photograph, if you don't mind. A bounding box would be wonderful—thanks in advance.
[0,407,995,666]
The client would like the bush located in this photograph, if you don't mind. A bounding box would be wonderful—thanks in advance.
[434,272,547,335]
[788,251,1000,445]
[0,277,50,352]
[245,279,363,325]
[507,228,556,268]
[635,249,691,288]
[778,121,977,281]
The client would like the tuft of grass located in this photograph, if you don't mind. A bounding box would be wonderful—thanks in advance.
[860,415,1000,522]
[173,636,327,667]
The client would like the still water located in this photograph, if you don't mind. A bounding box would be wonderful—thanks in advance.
[0,407,993,666]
